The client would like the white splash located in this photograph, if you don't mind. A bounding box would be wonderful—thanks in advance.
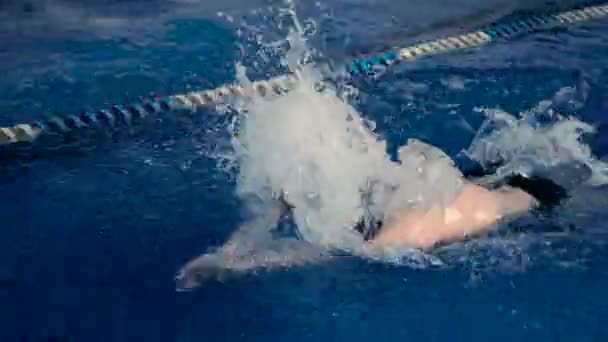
[465,100,608,186]
[229,26,463,263]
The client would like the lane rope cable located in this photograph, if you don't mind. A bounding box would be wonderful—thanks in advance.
[1,3,607,146]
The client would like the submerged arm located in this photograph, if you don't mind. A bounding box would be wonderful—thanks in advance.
[175,198,330,291]
[175,201,282,291]
[229,238,329,270]
[175,241,330,291]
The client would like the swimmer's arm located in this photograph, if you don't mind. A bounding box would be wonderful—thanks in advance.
[221,194,294,248]
[175,241,331,291]
[175,206,281,291]
[224,241,330,272]
[175,198,310,290]
[217,202,285,256]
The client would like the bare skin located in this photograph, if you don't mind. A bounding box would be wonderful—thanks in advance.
[175,182,536,291]
[371,182,536,249]
[175,203,328,291]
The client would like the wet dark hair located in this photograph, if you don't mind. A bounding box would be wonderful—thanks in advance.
[461,160,568,212]
[502,174,568,212]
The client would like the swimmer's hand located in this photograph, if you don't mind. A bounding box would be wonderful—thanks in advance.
[175,253,225,292]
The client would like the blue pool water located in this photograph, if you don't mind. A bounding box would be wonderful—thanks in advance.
[1,1,608,341]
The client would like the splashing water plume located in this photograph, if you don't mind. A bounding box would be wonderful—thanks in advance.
[228,13,464,264]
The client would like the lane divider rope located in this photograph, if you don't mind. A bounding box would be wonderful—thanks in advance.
[1,3,607,146]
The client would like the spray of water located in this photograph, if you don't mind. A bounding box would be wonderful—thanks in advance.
[465,102,608,186]
[211,3,608,269]
[225,16,463,265]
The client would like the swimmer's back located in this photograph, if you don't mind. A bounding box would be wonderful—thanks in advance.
[370,182,535,249]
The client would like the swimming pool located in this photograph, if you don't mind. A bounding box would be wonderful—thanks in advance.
[1,0,608,341]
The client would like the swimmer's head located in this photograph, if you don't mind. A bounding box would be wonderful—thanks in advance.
[175,254,222,292]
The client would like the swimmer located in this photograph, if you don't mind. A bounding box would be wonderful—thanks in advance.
[175,171,557,291]
[174,46,570,290]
